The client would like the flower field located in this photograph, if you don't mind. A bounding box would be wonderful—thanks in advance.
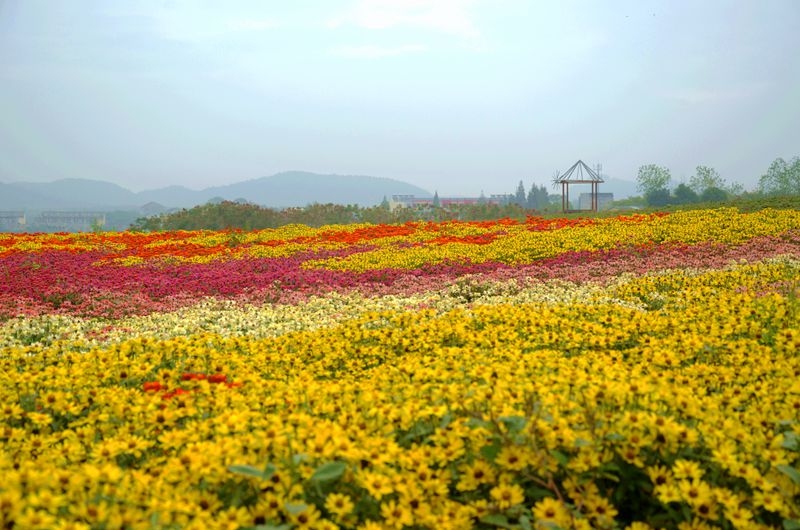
[1,207,799,529]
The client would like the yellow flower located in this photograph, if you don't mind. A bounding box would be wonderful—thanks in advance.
[753,489,785,514]
[361,471,394,500]
[677,519,716,530]
[646,465,673,488]
[677,479,713,505]
[724,504,755,529]
[288,504,321,529]
[625,523,655,530]
[490,482,525,510]
[0,490,23,528]
[495,445,528,471]
[532,497,572,528]
[583,495,618,528]
[324,493,354,521]
[456,459,496,491]
[14,507,58,530]
[654,482,682,504]
[672,459,704,481]
[380,499,413,529]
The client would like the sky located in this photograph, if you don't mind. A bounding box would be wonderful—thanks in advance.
[1,0,799,196]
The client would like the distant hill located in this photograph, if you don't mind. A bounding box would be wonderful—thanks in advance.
[0,172,432,211]
[11,178,140,208]
[203,171,431,208]
[1,179,140,210]
[0,181,73,210]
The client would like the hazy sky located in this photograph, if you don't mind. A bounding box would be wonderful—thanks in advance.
[1,1,798,195]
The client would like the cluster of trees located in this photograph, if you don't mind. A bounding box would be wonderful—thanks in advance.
[636,156,799,207]
[133,178,564,231]
[131,156,799,231]
[635,164,738,206]
[758,156,800,196]
[512,181,553,210]
[130,200,538,232]
[431,181,553,211]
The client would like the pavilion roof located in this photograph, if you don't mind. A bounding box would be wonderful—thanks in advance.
[553,160,604,183]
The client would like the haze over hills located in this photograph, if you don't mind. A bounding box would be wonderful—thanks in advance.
[0,171,641,213]
[0,172,434,211]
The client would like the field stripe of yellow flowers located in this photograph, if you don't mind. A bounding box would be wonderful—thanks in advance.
[1,208,799,530]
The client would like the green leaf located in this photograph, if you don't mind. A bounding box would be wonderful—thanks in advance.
[229,464,268,480]
[262,463,277,480]
[781,431,800,451]
[439,412,454,429]
[467,417,489,429]
[783,520,800,530]
[398,420,434,445]
[550,450,569,467]
[481,442,501,461]
[284,502,309,515]
[519,514,532,530]
[310,461,347,482]
[525,486,555,500]
[499,415,527,433]
[776,464,800,485]
[479,514,514,528]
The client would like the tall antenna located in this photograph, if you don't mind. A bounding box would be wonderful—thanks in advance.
[594,163,603,179]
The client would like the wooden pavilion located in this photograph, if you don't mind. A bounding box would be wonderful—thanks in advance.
[553,160,604,213]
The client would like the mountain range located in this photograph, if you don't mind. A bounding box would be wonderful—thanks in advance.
[0,171,640,213]
[0,171,433,211]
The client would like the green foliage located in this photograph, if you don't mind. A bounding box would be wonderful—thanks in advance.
[689,165,725,194]
[699,186,729,203]
[644,188,673,207]
[526,183,550,211]
[609,196,646,209]
[626,193,800,215]
[672,183,699,205]
[129,200,539,231]
[759,156,800,195]
[128,192,800,232]
[309,461,347,482]
[636,164,672,195]
[514,180,527,207]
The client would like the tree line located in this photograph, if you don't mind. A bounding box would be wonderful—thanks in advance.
[430,181,554,211]
[129,200,543,232]
[130,155,799,231]
[132,180,562,231]
[635,156,800,206]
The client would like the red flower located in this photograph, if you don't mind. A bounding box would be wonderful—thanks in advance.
[142,381,163,392]
[162,388,192,400]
